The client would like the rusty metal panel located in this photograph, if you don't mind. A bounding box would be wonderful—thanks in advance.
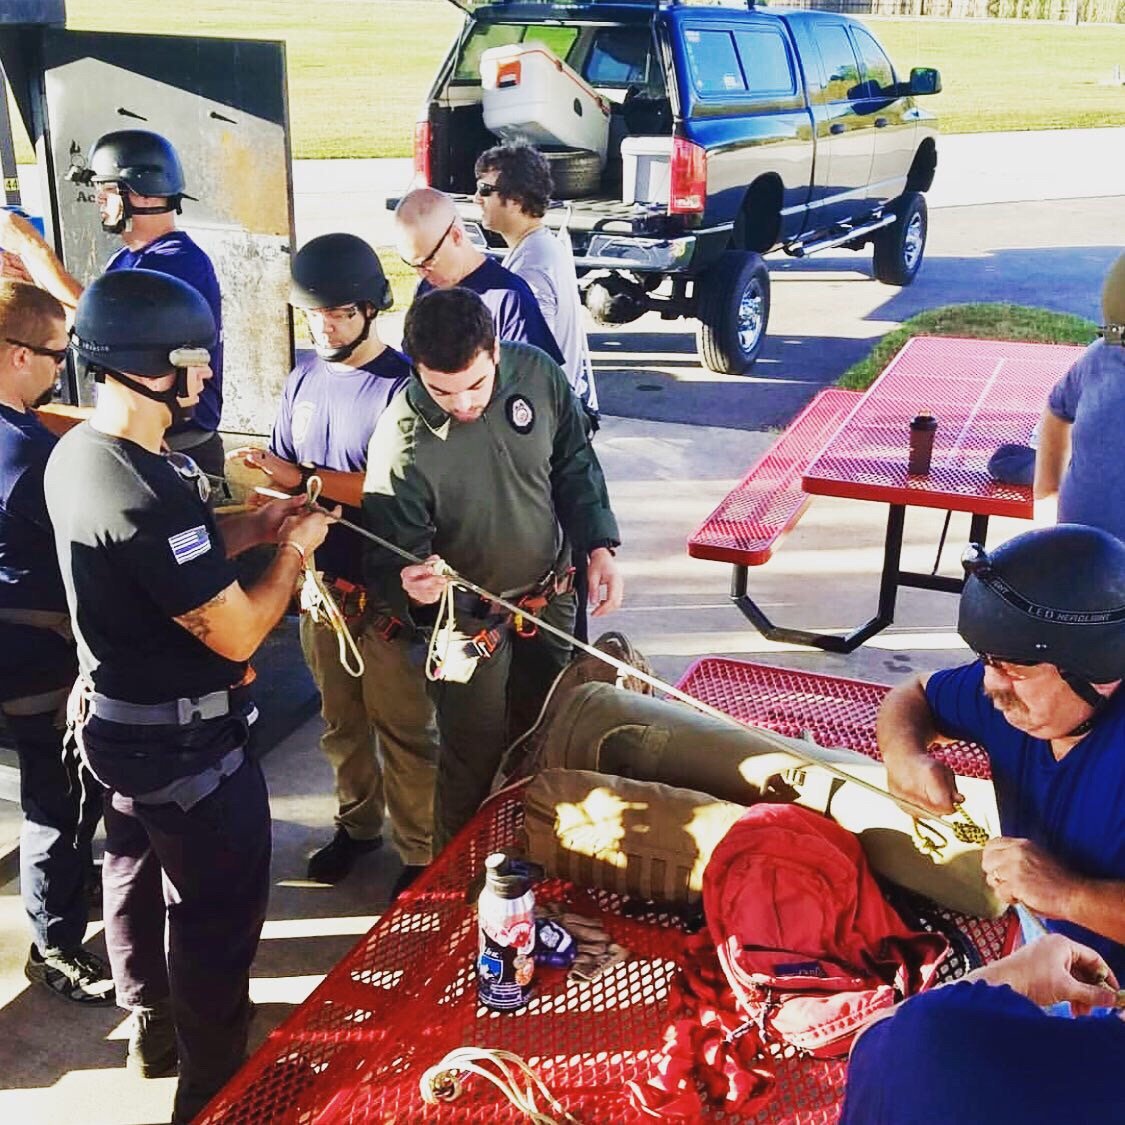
[39,29,293,434]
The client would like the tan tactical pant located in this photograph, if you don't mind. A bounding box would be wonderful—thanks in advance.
[299,614,438,865]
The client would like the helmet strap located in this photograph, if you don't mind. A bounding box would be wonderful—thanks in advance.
[1059,670,1108,736]
[101,365,193,425]
[314,305,374,363]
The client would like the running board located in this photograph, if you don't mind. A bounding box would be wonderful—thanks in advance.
[786,213,897,258]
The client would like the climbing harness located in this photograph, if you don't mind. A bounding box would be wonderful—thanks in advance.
[260,480,984,843]
[419,1047,581,1124]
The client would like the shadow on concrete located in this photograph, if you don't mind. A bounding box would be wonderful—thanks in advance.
[593,239,1118,432]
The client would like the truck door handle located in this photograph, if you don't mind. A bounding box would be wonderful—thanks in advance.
[874,117,888,127]
[829,123,845,135]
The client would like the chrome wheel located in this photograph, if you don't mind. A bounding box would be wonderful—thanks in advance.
[902,211,925,273]
[737,281,765,353]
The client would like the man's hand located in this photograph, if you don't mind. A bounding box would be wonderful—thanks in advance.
[982,837,1084,919]
[587,547,623,618]
[402,555,449,606]
[226,445,303,491]
[278,505,337,557]
[254,495,310,544]
[0,209,42,254]
[0,250,34,283]
[973,933,1118,1015]
[885,751,963,816]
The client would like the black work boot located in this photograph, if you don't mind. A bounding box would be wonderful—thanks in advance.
[306,826,383,885]
[128,1000,178,1078]
[494,631,654,789]
[389,864,427,902]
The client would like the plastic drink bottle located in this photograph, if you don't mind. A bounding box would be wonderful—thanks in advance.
[476,852,540,1011]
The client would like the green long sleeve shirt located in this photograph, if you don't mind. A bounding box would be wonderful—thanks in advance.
[361,342,619,624]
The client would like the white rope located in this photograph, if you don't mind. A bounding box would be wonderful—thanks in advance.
[419,1047,581,1123]
[424,570,458,683]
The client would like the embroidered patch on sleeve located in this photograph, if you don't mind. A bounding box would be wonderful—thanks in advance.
[168,525,212,565]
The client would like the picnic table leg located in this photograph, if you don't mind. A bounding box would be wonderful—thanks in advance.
[897,512,990,595]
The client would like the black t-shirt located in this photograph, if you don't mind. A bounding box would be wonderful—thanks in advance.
[44,423,244,703]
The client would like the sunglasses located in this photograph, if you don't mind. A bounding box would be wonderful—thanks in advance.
[165,450,212,505]
[475,181,500,198]
[6,337,68,366]
[973,652,1041,679]
[402,218,455,271]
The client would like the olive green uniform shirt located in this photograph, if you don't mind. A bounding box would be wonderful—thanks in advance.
[361,342,619,624]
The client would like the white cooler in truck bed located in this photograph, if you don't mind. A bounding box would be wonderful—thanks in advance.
[481,44,610,164]
[621,135,674,205]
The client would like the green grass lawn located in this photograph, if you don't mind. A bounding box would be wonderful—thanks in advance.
[6,5,1124,160]
[838,303,1097,390]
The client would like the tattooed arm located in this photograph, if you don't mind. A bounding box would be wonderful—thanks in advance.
[173,507,332,660]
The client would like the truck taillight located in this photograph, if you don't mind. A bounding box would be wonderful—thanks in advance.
[413,120,431,186]
[669,137,706,215]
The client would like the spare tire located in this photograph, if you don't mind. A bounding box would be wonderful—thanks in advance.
[542,149,602,200]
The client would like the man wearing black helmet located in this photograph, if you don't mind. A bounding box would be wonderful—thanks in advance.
[878,524,1125,979]
[0,130,226,478]
[230,234,438,890]
[43,269,333,1122]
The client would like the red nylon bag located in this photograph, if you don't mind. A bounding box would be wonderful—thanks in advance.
[703,803,949,1057]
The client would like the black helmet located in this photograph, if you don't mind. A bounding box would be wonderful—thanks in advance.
[72,270,215,379]
[84,129,188,198]
[959,524,1125,685]
[289,233,393,313]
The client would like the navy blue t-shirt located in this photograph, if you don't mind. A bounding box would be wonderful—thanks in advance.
[841,980,1125,1124]
[926,661,1125,978]
[0,405,73,696]
[416,257,564,365]
[106,231,224,433]
[270,347,410,584]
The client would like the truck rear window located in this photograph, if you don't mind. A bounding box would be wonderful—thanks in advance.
[683,28,745,96]
[454,24,580,81]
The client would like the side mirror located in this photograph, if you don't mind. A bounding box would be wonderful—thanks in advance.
[909,67,942,96]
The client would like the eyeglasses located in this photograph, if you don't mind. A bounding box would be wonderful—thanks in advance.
[402,218,455,271]
[974,652,1041,679]
[6,338,68,367]
[164,450,211,504]
[475,181,500,198]
[304,305,360,323]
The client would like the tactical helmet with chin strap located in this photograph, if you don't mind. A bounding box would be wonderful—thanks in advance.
[1101,252,1125,347]
[71,270,215,425]
[66,130,194,232]
[959,524,1125,723]
[289,233,392,361]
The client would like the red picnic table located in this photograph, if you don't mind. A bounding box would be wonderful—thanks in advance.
[695,336,1085,652]
[198,658,1009,1125]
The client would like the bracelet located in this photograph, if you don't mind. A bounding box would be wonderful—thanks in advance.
[278,540,306,564]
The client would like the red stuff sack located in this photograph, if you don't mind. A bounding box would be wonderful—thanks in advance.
[703,803,949,1057]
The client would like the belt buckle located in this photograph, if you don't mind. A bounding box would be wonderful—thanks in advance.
[176,692,227,726]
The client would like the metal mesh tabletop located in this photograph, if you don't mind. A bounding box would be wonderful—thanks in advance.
[802,337,1085,517]
[201,658,1006,1124]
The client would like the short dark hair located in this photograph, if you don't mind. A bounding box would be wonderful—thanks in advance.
[474,143,553,219]
[0,280,65,346]
[403,288,496,373]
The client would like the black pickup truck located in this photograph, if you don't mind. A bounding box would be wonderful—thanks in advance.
[414,0,941,374]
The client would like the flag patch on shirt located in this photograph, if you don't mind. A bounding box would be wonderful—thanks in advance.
[168,525,212,565]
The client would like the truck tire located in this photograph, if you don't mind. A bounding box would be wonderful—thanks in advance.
[543,149,602,200]
[695,250,771,375]
[873,191,927,287]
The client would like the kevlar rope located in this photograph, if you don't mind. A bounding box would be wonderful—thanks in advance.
[419,1047,581,1123]
[294,477,364,678]
[258,481,981,844]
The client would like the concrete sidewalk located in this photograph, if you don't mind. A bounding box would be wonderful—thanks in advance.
[0,412,1028,1124]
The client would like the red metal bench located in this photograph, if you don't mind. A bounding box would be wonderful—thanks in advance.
[200,658,1004,1125]
[688,389,868,651]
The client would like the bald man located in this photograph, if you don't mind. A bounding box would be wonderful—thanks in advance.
[394,188,563,364]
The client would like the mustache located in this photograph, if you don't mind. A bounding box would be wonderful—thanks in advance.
[986,686,1029,717]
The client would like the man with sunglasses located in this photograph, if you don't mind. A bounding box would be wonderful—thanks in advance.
[362,287,622,851]
[0,280,112,1006]
[878,524,1125,980]
[43,269,333,1122]
[229,234,438,891]
[394,187,565,366]
[0,130,226,480]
